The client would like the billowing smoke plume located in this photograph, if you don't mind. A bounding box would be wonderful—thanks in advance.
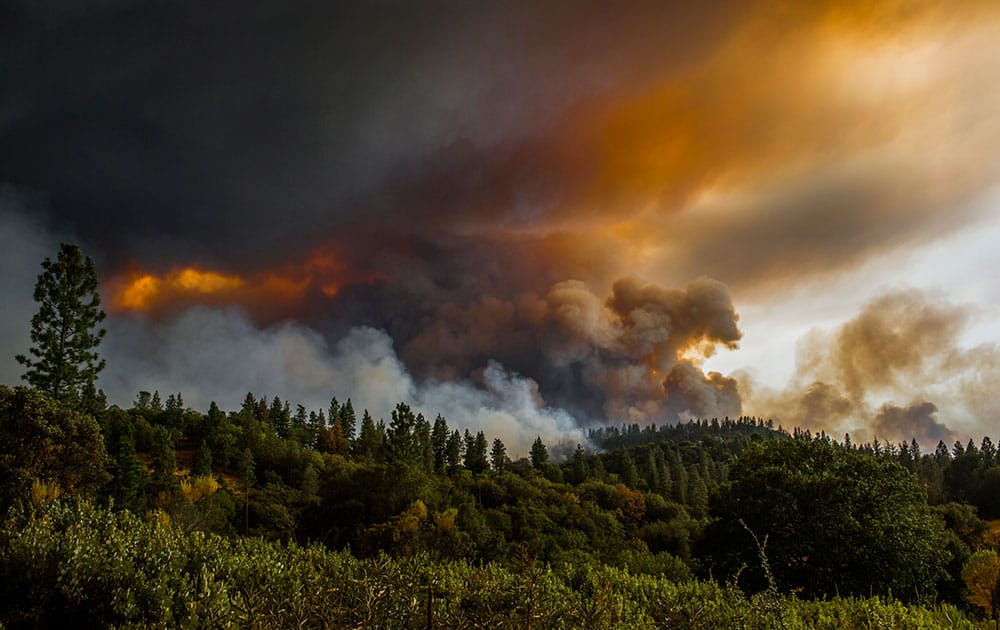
[873,402,953,449]
[399,276,742,424]
[101,273,744,446]
[742,288,999,444]
[1,189,741,453]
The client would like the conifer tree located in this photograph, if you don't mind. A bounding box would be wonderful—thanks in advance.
[328,397,341,428]
[491,437,509,473]
[149,425,178,501]
[330,416,349,455]
[431,415,450,473]
[415,413,434,472]
[293,404,308,429]
[16,243,106,402]
[464,430,488,474]
[570,444,588,484]
[387,403,419,464]
[191,439,213,477]
[340,398,357,443]
[112,436,147,512]
[354,410,382,461]
[445,429,463,473]
[530,436,548,470]
[620,449,640,489]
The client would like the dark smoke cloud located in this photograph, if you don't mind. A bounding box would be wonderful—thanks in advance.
[873,402,955,448]
[0,0,745,269]
[398,276,743,423]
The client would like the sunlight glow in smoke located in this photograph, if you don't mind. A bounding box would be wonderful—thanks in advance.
[105,248,378,319]
[111,268,248,312]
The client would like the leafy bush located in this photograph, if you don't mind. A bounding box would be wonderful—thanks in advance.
[0,498,986,628]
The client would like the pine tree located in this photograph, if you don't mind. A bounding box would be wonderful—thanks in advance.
[670,450,688,504]
[328,397,341,428]
[268,396,289,437]
[354,410,383,462]
[431,415,450,473]
[387,403,419,464]
[330,416,349,455]
[112,435,146,513]
[644,448,660,491]
[191,439,213,476]
[530,436,548,470]
[620,449,640,489]
[570,444,589,484]
[472,431,489,473]
[239,392,256,420]
[464,430,488,474]
[445,429,463,473]
[134,391,152,410]
[491,437,509,473]
[340,399,357,443]
[149,425,178,502]
[659,458,673,500]
[16,243,106,402]
[293,404,308,429]
[414,413,434,472]
[687,469,709,518]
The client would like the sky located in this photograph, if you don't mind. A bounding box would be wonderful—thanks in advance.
[2,0,1000,453]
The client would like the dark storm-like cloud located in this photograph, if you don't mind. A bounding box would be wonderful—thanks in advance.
[0,0,746,269]
[397,276,743,423]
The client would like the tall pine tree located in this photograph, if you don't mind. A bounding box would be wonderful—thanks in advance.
[16,243,106,403]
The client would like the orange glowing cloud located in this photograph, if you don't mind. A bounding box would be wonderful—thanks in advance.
[489,0,1000,298]
[107,248,380,320]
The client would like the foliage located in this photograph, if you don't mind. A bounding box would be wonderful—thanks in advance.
[0,498,984,629]
[703,437,949,603]
[963,550,1000,622]
[0,386,110,511]
[15,243,106,403]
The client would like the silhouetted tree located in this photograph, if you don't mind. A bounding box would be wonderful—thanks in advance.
[491,438,509,473]
[530,436,548,470]
[16,243,106,402]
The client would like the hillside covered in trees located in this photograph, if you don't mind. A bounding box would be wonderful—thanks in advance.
[3,382,1000,628]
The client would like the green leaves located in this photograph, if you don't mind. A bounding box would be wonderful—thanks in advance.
[0,386,110,509]
[963,549,1000,620]
[704,437,949,603]
[0,497,981,628]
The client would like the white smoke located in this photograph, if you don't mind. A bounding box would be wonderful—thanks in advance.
[418,360,585,457]
[0,190,586,457]
[102,307,584,457]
